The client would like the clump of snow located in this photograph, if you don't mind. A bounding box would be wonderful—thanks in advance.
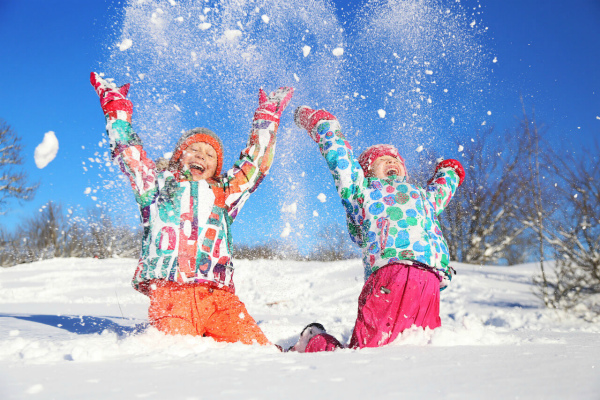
[198,22,211,30]
[332,47,344,56]
[261,15,270,23]
[493,56,498,63]
[416,145,424,152]
[84,187,92,195]
[317,193,327,203]
[281,202,297,214]
[223,29,242,41]
[302,45,311,57]
[313,210,318,217]
[280,222,291,237]
[458,145,464,152]
[118,39,133,51]
[293,73,300,82]
[377,109,386,118]
[34,131,59,169]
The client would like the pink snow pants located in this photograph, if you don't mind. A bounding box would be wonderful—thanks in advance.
[304,333,344,353]
[349,263,441,349]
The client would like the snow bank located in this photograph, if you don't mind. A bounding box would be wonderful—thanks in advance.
[1,258,599,398]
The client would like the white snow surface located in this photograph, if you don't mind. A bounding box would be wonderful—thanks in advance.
[1,258,599,399]
[33,131,59,169]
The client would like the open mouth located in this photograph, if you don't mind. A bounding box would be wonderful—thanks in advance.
[385,167,399,176]
[189,163,206,173]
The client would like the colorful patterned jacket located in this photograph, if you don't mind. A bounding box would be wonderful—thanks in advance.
[313,119,460,287]
[104,104,277,295]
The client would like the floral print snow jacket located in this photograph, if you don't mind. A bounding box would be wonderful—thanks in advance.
[314,119,460,287]
[104,105,277,295]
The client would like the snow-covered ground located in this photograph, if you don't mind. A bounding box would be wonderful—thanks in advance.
[1,258,598,399]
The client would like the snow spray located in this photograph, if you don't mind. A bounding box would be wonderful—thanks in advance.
[93,0,491,249]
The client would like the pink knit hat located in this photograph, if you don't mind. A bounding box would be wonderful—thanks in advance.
[358,144,405,175]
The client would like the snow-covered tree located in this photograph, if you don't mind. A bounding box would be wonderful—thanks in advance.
[532,142,600,316]
[440,125,533,264]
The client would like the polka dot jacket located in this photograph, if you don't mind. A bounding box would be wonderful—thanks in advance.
[312,119,461,288]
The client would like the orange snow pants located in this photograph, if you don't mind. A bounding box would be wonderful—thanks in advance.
[148,281,269,345]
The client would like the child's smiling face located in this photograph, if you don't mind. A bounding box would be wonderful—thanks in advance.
[180,142,218,180]
[369,155,406,179]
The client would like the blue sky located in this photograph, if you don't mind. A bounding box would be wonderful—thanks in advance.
[0,0,599,247]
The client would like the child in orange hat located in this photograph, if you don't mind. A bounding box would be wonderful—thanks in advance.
[91,72,293,345]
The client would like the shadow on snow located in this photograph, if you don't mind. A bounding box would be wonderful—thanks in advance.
[2,313,148,337]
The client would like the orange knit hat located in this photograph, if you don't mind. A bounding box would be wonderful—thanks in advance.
[170,127,224,176]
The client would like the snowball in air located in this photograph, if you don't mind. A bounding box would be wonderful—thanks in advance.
[377,109,386,118]
[34,131,59,169]
[302,45,311,57]
[223,29,242,41]
[198,23,212,30]
[416,145,424,152]
[281,202,297,214]
[332,47,344,56]
[280,223,291,238]
[261,15,270,23]
[458,145,464,152]
[118,39,133,51]
[317,193,327,203]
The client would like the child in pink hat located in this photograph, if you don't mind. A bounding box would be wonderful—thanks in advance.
[294,106,464,349]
